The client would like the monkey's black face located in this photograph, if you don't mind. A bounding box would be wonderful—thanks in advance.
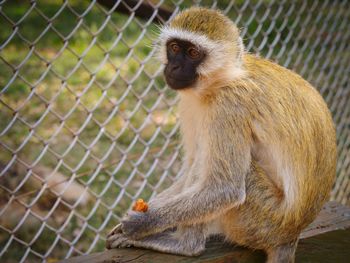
[164,39,205,90]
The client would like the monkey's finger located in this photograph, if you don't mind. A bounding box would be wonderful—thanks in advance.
[107,223,122,238]
[106,232,124,249]
[106,232,121,244]
[117,239,133,248]
[106,234,130,249]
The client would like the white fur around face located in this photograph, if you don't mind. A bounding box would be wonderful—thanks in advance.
[158,27,244,77]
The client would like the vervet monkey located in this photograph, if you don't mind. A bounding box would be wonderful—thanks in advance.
[106,7,337,263]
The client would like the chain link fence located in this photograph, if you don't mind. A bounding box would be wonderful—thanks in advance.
[0,0,349,262]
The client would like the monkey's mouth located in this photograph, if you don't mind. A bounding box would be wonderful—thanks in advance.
[165,75,196,90]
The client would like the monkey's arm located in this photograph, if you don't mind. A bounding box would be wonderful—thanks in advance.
[121,109,252,239]
[151,160,192,201]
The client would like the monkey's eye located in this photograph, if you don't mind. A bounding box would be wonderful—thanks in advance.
[187,47,201,59]
[169,42,180,53]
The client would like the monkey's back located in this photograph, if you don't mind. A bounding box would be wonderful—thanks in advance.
[221,54,337,249]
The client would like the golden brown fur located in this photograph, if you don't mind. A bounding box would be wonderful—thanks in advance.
[179,54,337,251]
[107,8,337,262]
[170,7,239,42]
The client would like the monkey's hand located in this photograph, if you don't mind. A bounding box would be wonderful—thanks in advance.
[119,209,162,239]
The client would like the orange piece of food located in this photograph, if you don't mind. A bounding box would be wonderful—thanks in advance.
[132,199,148,212]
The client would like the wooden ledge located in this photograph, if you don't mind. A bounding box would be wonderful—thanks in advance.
[62,202,350,263]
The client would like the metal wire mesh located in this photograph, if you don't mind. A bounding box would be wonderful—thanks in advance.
[0,0,349,261]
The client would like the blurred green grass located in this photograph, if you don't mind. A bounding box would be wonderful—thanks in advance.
[0,0,349,262]
[0,0,180,261]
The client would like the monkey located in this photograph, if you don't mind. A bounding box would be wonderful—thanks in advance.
[106,7,337,263]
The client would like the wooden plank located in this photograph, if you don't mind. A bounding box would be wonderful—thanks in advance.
[296,228,350,262]
[61,201,350,263]
[300,201,350,238]
[62,241,266,263]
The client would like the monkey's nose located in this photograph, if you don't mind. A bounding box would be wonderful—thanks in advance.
[171,64,181,71]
